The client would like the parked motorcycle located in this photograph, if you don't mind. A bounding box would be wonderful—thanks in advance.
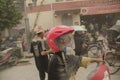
[0,48,18,68]
[88,50,111,80]
[86,37,112,80]
[0,37,22,58]
[89,64,110,80]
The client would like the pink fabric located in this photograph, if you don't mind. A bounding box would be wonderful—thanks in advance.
[90,64,110,80]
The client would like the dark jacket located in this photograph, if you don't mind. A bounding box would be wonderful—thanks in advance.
[48,52,81,80]
[30,41,48,72]
[74,32,87,56]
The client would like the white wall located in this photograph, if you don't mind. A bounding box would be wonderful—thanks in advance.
[54,15,62,26]
[28,11,53,31]
[26,0,81,31]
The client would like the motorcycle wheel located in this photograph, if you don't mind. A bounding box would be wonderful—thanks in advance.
[87,44,102,58]
[9,55,18,66]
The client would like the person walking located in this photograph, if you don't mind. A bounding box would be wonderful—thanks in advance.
[30,26,49,80]
[45,25,104,80]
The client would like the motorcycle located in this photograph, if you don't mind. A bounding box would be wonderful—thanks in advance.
[0,48,18,68]
[88,50,111,80]
[89,64,110,80]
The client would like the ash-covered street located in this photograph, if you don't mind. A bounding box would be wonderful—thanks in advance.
[0,57,120,80]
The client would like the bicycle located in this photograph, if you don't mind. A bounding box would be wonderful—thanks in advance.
[87,38,106,58]
[105,41,120,75]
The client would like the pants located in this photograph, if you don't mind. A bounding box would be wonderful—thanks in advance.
[39,69,46,80]
[34,56,48,80]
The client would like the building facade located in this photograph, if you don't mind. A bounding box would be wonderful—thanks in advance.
[26,0,120,31]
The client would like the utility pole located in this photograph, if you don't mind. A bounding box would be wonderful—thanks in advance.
[51,2,55,27]
[24,0,30,53]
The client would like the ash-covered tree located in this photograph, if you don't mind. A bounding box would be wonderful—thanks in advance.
[0,0,23,30]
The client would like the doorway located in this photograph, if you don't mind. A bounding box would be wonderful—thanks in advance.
[62,13,73,26]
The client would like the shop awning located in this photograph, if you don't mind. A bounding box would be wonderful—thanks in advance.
[80,4,120,16]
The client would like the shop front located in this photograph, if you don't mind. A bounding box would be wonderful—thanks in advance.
[80,3,120,30]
